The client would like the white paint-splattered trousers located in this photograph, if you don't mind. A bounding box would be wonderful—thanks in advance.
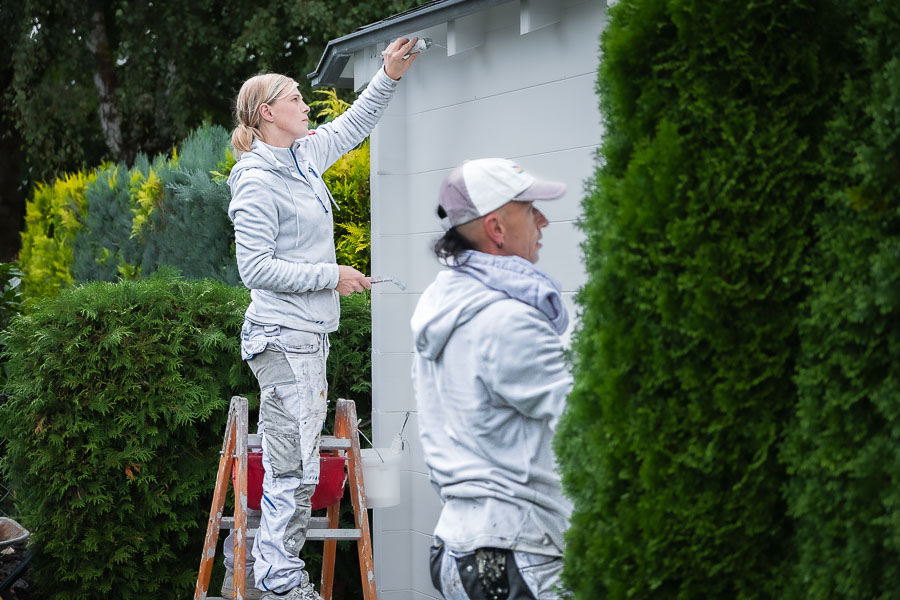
[240,322,330,594]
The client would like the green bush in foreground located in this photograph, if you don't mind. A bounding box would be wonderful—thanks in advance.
[556,1,847,597]
[0,262,24,391]
[0,271,255,599]
[785,1,900,597]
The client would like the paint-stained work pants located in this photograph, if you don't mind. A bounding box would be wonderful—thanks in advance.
[241,321,329,594]
[430,544,564,599]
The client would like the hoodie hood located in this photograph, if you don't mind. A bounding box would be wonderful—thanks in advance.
[227,139,298,187]
[411,252,569,360]
[451,251,569,335]
[411,269,507,361]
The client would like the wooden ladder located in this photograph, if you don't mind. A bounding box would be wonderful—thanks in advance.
[194,396,377,600]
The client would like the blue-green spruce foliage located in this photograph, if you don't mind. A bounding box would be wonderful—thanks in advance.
[71,125,240,286]
[555,1,847,597]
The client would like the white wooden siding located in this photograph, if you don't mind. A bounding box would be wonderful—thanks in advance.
[356,0,607,596]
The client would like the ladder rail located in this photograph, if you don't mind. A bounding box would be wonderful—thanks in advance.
[194,397,242,600]
[335,399,377,600]
[195,396,376,600]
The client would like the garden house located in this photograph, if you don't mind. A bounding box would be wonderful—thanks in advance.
[309,0,605,596]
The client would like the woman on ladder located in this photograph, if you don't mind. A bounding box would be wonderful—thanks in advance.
[225,37,421,600]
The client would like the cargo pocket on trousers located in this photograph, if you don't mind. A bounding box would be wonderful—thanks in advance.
[429,545,443,594]
[265,429,303,479]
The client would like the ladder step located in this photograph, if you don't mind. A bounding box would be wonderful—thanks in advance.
[220,527,360,541]
[306,528,361,540]
[247,434,350,450]
[219,517,360,540]
[222,516,332,529]
[321,436,352,450]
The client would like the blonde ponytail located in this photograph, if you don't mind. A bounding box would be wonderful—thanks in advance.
[232,123,261,154]
[231,73,299,154]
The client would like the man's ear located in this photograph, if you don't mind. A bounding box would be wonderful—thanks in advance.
[482,212,505,250]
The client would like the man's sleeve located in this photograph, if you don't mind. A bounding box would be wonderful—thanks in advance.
[483,304,573,431]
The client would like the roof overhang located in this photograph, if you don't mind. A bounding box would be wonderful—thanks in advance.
[308,0,514,88]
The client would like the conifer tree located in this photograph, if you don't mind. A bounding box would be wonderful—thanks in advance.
[556,1,848,597]
[785,2,900,597]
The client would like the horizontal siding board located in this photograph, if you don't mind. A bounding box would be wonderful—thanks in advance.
[394,0,603,113]
[373,144,598,235]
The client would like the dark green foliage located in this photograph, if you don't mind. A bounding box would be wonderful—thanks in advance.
[328,292,372,409]
[0,262,24,389]
[784,2,900,597]
[1,0,429,265]
[0,270,256,599]
[556,1,847,597]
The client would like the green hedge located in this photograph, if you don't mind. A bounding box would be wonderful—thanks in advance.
[555,1,848,597]
[0,270,372,598]
[784,1,900,597]
[0,271,255,599]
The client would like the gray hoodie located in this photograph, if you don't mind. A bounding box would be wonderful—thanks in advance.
[228,67,398,332]
[411,253,574,556]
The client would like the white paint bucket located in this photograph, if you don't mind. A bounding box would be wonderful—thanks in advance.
[360,448,401,508]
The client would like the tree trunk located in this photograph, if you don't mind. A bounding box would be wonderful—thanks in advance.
[84,3,125,162]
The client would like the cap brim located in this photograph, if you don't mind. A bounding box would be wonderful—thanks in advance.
[514,179,567,202]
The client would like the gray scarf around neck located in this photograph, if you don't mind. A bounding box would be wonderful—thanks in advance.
[451,251,569,335]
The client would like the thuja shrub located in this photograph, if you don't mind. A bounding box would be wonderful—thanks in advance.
[137,125,241,285]
[328,143,371,274]
[310,88,372,273]
[71,160,144,283]
[784,2,900,597]
[555,1,847,597]
[0,270,256,599]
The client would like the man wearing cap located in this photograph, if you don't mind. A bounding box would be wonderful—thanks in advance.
[411,158,573,599]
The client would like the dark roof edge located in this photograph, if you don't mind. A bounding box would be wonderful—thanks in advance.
[308,0,513,87]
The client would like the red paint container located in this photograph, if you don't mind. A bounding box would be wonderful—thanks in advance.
[236,449,347,511]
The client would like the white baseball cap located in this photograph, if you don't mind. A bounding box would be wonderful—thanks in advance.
[437,158,567,230]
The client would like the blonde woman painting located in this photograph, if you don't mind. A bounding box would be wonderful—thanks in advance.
[224,37,421,600]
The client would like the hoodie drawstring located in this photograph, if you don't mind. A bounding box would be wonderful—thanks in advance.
[289,148,331,215]
[273,172,303,248]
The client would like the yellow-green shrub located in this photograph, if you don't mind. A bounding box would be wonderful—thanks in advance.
[325,142,371,273]
[19,171,93,300]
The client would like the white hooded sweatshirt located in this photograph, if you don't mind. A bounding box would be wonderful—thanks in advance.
[411,252,574,556]
[228,67,398,333]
